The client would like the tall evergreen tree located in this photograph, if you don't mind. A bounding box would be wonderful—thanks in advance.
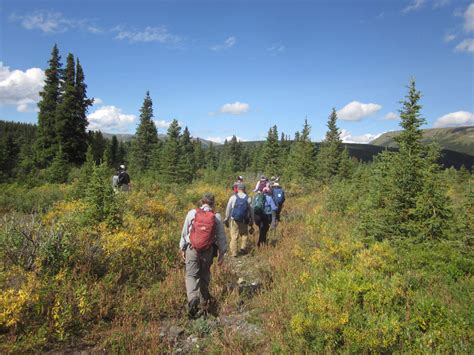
[260,125,281,176]
[160,119,181,183]
[284,119,316,180]
[316,108,344,182]
[73,58,93,164]
[55,53,78,164]
[109,135,119,168]
[205,142,218,170]
[228,135,243,172]
[178,126,195,183]
[132,91,158,172]
[36,44,62,166]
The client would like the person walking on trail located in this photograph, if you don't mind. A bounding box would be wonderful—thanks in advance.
[254,175,269,192]
[253,187,278,246]
[117,165,131,192]
[224,183,253,257]
[179,193,227,318]
[271,182,286,222]
[232,176,244,194]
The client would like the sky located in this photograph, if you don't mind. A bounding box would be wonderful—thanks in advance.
[1,0,473,144]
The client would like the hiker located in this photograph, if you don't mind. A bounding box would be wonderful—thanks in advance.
[269,176,280,189]
[254,175,269,192]
[179,193,227,318]
[232,176,244,194]
[117,165,131,192]
[271,182,286,222]
[224,183,253,257]
[253,187,278,246]
[112,173,119,192]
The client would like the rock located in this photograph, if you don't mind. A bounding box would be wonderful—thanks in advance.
[237,277,245,285]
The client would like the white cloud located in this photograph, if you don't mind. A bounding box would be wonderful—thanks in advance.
[206,136,246,144]
[211,36,236,51]
[213,101,250,115]
[93,97,103,105]
[455,38,474,52]
[153,119,184,129]
[340,129,383,144]
[337,101,382,121]
[0,62,45,112]
[383,112,399,120]
[268,44,285,53]
[87,105,136,132]
[9,10,100,34]
[114,26,180,43]
[433,111,474,128]
[403,0,427,13]
[464,3,474,32]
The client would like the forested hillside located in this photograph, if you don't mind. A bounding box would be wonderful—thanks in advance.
[371,126,474,156]
[0,46,472,353]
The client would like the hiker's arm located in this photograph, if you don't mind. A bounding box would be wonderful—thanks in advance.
[247,196,254,224]
[224,196,234,221]
[214,213,227,256]
[179,210,194,251]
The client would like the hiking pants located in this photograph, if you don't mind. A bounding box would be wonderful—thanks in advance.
[257,213,272,246]
[185,246,214,304]
[229,219,249,256]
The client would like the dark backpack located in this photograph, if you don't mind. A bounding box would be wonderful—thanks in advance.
[253,193,266,215]
[272,187,285,206]
[118,171,130,186]
[231,195,249,222]
[190,209,216,252]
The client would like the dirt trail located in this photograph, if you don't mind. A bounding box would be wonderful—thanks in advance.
[157,194,311,353]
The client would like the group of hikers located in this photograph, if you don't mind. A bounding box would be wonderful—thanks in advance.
[179,175,286,318]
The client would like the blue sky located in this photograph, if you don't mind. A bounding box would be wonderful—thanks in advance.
[1,0,473,143]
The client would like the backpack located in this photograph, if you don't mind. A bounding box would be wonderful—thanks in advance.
[190,208,216,252]
[257,180,267,192]
[231,195,249,223]
[253,193,266,215]
[272,187,285,206]
[118,171,130,186]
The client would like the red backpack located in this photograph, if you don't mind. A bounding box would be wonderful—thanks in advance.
[190,209,217,252]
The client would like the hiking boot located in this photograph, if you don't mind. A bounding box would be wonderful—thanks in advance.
[188,297,200,319]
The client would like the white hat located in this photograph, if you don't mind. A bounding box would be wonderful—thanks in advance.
[120,164,126,169]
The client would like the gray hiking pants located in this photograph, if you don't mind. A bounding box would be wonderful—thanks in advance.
[185,246,214,303]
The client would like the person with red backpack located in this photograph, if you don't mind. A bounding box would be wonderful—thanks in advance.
[179,193,227,318]
[224,183,253,257]
[232,176,244,194]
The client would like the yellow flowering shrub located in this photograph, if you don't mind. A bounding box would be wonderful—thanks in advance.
[0,274,38,328]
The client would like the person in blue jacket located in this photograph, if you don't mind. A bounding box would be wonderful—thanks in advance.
[255,186,278,246]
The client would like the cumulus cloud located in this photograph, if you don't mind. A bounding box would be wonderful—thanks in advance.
[210,101,250,116]
[337,101,382,121]
[383,112,399,120]
[0,62,45,112]
[211,36,236,51]
[153,119,184,129]
[433,111,474,128]
[207,136,246,144]
[455,38,474,52]
[444,33,456,42]
[9,10,101,34]
[114,26,181,43]
[464,3,474,32]
[87,105,136,132]
[340,129,383,144]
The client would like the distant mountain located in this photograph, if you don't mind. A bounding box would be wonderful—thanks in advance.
[102,132,217,148]
[370,126,474,156]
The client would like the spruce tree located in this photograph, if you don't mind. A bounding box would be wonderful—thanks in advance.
[228,135,243,172]
[284,119,316,181]
[205,142,218,170]
[47,145,70,183]
[132,91,158,172]
[55,53,78,164]
[160,119,181,183]
[109,135,119,168]
[36,44,62,166]
[316,108,344,182]
[73,58,93,164]
[261,125,281,176]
